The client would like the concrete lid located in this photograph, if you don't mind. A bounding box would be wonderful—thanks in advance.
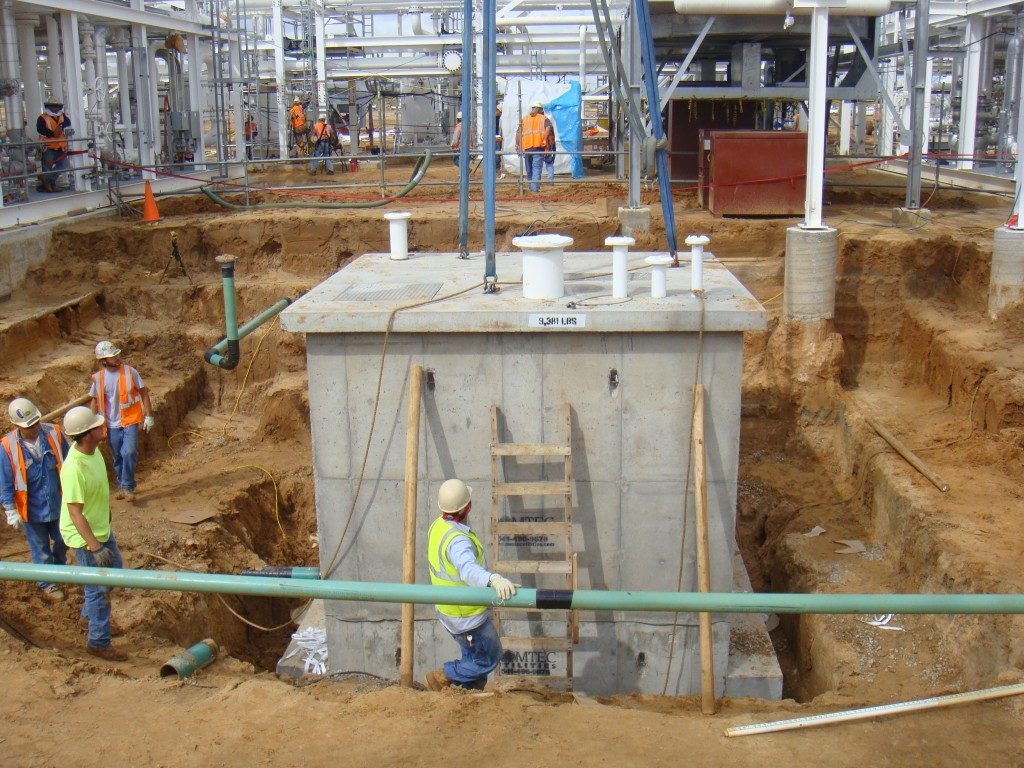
[604,236,636,247]
[383,211,412,221]
[280,250,767,334]
[511,233,574,251]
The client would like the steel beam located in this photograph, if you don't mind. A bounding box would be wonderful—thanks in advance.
[18,0,205,34]
[959,15,983,169]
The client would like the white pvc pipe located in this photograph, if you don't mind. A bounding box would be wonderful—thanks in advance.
[15,13,38,132]
[384,212,412,260]
[802,6,828,230]
[46,14,63,102]
[605,235,634,299]
[673,0,890,14]
[272,0,287,159]
[512,234,574,300]
[646,255,672,299]
[686,234,709,294]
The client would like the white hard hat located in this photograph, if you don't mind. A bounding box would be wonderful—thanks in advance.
[531,101,543,109]
[437,479,472,514]
[456,111,462,120]
[293,97,301,103]
[94,340,121,360]
[8,398,41,428]
[64,406,104,438]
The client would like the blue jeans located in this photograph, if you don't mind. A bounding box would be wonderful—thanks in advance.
[310,143,334,172]
[73,534,123,648]
[108,424,138,492]
[443,614,502,688]
[543,153,554,181]
[524,150,544,192]
[23,519,66,590]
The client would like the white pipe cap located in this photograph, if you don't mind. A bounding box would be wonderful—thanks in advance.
[512,233,574,250]
[383,211,412,221]
[645,255,673,267]
[685,234,710,247]
[604,235,635,247]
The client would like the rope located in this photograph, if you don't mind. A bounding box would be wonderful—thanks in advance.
[661,291,705,696]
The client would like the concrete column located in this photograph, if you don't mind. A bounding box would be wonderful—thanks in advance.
[229,39,244,162]
[314,2,326,115]
[271,0,287,158]
[131,23,157,178]
[853,102,867,154]
[59,11,89,192]
[878,64,895,157]
[111,28,134,161]
[0,0,23,138]
[784,226,839,321]
[94,25,110,153]
[959,16,983,169]
[839,101,852,155]
[990,227,1024,317]
[921,57,933,155]
[79,19,97,142]
[45,13,62,101]
[16,14,40,131]
[187,33,206,168]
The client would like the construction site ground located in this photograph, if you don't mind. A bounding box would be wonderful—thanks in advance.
[0,161,1022,766]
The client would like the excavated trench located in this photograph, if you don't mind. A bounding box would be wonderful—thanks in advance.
[9,195,1021,692]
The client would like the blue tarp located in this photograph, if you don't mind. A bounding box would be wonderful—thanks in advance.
[544,81,584,178]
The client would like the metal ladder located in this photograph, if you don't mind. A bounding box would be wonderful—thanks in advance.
[489,403,579,689]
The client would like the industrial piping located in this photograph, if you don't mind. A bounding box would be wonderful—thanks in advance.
[204,254,291,370]
[3,562,1024,616]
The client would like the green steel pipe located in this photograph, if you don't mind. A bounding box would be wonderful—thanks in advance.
[205,297,291,369]
[2,562,1024,615]
[160,638,218,678]
[238,566,320,580]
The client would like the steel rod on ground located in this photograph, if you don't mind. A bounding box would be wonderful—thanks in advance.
[400,364,424,688]
[692,384,715,715]
[4,562,1024,614]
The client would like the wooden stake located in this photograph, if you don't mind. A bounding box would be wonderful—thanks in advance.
[866,417,950,493]
[41,394,91,425]
[692,384,716,715]
[399,364,424,688]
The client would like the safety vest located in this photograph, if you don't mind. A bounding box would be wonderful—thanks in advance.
[93,365,144,427]
[1,425,65,522]
[520,113,547,150]
[313,121,333,140]
[426,516,488,619]
[39,114,67,151]
[290,105,306,130]
[244,117,257,140]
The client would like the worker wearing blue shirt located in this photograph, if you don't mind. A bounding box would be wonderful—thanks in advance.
[425,478,517,691]
[1,398,70,602]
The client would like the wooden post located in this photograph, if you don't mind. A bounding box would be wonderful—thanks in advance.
[866,417,950,493]
[692,383,716,715]
[41,394,91,424]
[400,364,424,688]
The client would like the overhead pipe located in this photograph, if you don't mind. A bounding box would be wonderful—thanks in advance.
[904,0,931,209]
[204,254,291,371]
[672,0,891,13]
[2,561,1024,616]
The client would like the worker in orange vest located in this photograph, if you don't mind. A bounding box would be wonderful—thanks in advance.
[1,398,70,602]
[289,97,308,146]
[88,341,154,503]
[36,101,72,193]
[515,101,554,193]
[244,112,258,160]
[310,114,338,175]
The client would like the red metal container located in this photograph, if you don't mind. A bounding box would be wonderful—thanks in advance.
[698,130,807,217]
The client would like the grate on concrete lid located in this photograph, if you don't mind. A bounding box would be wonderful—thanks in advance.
[331,282,443,303]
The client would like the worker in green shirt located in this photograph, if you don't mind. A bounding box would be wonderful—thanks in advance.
[59,406,126,662]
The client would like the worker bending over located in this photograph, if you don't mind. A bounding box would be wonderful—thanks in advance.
[60,406,127,662]
[289,97,308,149]
[425,479,517,691]
[0,398,69,602]
[89,341,154,501]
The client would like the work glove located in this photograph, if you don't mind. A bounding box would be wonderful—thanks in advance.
[91,545,115,568]
[4,506,21,531]
[143,415,155,432]
[64,128,75,138]
[488,573,517,601]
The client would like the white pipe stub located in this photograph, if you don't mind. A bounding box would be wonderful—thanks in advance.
[685,234,710,294]
[512,233,574,300]
[605,235,635,299]
[384,211,413,260]
[645,255,673,299]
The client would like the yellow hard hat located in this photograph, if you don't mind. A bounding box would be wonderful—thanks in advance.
[437,479,472,514]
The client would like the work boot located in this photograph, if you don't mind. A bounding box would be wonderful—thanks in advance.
[41,586,66,603]
[114,489,126,500]
[424,669,452,691]
[123,491,136,503]
[87,645,128,662]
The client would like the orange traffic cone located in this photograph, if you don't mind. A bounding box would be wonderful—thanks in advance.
[142,180,160,223]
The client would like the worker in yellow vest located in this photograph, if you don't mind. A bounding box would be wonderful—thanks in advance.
[0,398,70,602]
[88,341,154,502]
[424,479,517,691]
[516,101,554,193]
